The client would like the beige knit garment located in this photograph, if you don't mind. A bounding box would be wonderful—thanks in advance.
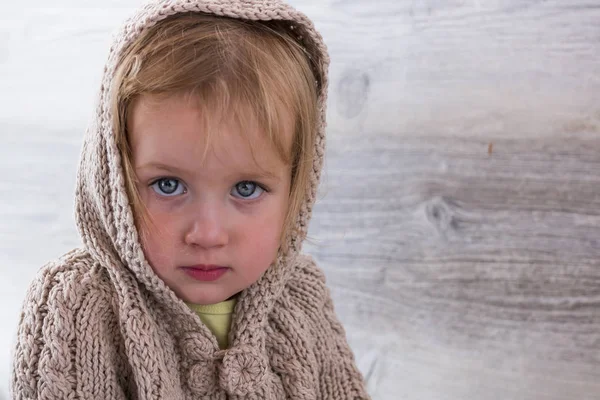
[11,0,370,399]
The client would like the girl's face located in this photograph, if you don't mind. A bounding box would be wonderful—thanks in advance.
[128,94,292,305]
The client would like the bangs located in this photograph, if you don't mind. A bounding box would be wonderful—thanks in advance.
[177,78,294,167]
[117,12,316,164]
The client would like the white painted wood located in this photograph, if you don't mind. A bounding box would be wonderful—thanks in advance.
[297,0,600,398]
[306,135,600,399]
[2,1,600,399]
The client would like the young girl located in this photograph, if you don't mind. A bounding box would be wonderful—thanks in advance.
[11,0,370,399]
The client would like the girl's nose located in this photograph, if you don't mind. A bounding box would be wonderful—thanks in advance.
[184,205,229,249]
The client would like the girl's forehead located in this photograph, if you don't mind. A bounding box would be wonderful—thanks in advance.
[131,93,293,145]
[129,94,293,175]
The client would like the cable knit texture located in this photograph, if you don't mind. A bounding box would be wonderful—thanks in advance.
[10,0,370,399]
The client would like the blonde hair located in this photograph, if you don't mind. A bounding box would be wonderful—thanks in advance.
[111,13,318,252]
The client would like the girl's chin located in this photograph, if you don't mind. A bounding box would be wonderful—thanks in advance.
[179,291,238,306]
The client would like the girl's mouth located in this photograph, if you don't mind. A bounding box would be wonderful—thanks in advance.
[181,265,229,282]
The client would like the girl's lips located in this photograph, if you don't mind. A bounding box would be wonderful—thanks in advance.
[181,265,229,282]
[184,264,227,270]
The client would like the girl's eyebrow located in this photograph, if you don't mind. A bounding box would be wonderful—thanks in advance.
[136,161,281,182]
[137,161,188,176]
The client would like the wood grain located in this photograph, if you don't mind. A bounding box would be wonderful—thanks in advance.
[296,0,600,398]
[306,134,600,399]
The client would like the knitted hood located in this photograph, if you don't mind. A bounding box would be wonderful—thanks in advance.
[74,0,329,348]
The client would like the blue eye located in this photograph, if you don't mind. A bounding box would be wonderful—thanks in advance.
[150,178,186,197]
[231,181,264,200]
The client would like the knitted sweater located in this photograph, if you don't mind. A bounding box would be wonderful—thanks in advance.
[10,0,370,399]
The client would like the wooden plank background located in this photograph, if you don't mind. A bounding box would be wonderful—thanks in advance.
[297,0,600,399]
[1,1,600,399]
